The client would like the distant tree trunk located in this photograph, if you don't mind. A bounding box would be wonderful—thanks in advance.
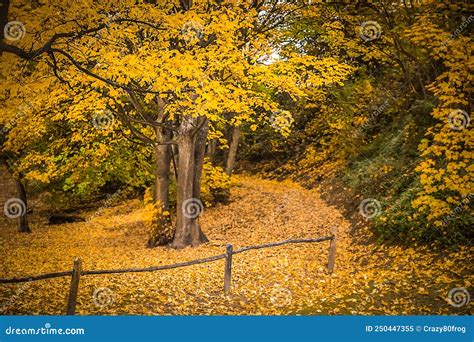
[205,139,217,163]
[15,177,30,233]
[193,117,209,199]
[170,144,178,180]
[171,116,180,172]
[225,125,241,176]
[171,116,208,249]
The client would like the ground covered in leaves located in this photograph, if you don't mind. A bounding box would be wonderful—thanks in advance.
[0,176,472,315]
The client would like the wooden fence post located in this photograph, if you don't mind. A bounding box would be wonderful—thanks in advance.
[66,258,82,315]
[224,244,233,294]
[327,226,337,272]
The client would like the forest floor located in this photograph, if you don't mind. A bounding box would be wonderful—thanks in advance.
[0,176,472,315]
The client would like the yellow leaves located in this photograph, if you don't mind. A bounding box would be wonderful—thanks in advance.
[417,287,429,295]
[2,0,355,145]
[24,168,51,183]
[0,175,464,315]
[269,110,294,137]
[411,15,473,225]
[380,164,393,174]
[200,161,232,207]
[1,0,471,316]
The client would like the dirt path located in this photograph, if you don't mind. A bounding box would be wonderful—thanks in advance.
[0,176,471,314]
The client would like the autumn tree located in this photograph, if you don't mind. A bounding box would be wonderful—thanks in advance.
[1,0,322,247]
[235,0,473,244]
[0,127,30,233]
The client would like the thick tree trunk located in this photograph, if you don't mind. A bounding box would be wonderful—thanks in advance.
[225,125,241,176]
[171,116,208,249]
[15,178,30,233]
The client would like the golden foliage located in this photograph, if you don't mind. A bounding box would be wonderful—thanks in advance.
[0,177,471,315]
[403,15,473,223]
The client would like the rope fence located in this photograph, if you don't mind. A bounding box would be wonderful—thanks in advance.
[0,227,337,315]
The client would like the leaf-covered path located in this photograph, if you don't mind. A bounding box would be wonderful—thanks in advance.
[0,176,471,315]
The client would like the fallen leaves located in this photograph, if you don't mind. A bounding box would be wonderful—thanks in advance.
[0,176,472,315]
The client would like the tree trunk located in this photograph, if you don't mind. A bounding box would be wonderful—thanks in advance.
[153,143,171,207]
[147,129,173,247]
[148,97,173,247]
[193,117,209,199]
[205,139,217,163]
[15,177,30,233]
[225,125,241,176]
[171,116,208,249]
[170,144,178,179]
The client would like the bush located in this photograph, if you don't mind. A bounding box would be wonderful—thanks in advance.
[200,160,232,207]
